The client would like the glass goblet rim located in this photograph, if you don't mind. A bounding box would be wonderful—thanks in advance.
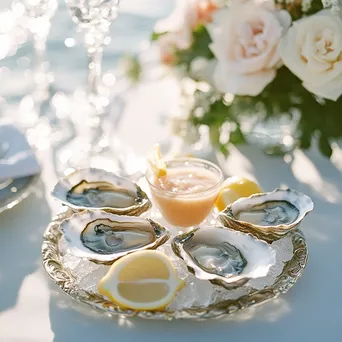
[145,157,224,199]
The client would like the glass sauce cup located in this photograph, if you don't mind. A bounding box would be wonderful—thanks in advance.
[146,158,223,228]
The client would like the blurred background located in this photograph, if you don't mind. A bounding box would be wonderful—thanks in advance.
[0,0,174,96]
[0,0,181,177]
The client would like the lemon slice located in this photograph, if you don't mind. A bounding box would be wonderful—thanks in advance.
[146,144,167,177]
[216,176,263,211]
[97,250,184,311]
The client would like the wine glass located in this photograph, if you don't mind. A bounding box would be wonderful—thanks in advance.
[66,0,120,112]
[61,0,144,179]
[12,0,58,113]
[57,0,122,172]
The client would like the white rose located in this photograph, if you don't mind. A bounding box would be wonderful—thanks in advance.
[209,0,291,96]
[279,10,342,101]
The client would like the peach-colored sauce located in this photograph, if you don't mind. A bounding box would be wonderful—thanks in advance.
[151,167,220,227]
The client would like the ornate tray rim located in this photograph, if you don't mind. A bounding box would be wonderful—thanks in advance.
[42,210,308,320]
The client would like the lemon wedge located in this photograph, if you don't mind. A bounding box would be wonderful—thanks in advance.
[216,176,263,211]
[97,250,184,311]
[146,143,167,177]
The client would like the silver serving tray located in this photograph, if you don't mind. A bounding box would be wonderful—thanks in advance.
[42,209,308,320]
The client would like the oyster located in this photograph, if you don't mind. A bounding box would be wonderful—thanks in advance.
[52,168,151,216]
[60,210,170,263]
[218,188,313,241]
[172,226,276,289]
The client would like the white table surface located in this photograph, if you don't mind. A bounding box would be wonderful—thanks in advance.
[1,1,342,341]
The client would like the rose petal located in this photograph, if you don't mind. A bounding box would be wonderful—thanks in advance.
[213,62,276,96]
[279,25,312,82]
[307,58,332,73]
[303,73,342,101]
[309,60,342,86]
[258,0,276,11]
[265,45,281,68]
[275,10,292,31]
[226,47,276,73]
[262,11,283,45]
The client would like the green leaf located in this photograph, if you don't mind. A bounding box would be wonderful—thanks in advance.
[176,25,214,70]
[151,31,167,41]
[299,131,311,150]
[318,135,332,158]
[191,98,228,127]
[275,0,324,20]
[209,125,221,147]
[229,125,246,145]
[219,143,229,157]
[184,53,342,158]
[120,54,142,84]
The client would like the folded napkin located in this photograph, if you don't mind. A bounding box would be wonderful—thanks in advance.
[0,124,41,182]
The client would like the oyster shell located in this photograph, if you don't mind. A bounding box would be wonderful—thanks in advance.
[218,188,313,241]
[172,226,276,289]
[52,168,151,216]
[60,210,170,263]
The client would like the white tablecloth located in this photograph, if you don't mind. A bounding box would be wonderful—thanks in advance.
[1,1,342,341]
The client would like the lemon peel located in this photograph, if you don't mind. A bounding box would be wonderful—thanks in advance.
[216,176,263,211]
[146,144,167,177]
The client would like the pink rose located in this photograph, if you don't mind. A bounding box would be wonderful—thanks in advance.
[156,0,219,55]
[209,0,291,96]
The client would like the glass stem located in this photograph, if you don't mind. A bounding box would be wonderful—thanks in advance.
[87,48,108,151]
[87,49,103,98]
[31,32,50,117]
[34,36,45,68]
[33,33,48,91]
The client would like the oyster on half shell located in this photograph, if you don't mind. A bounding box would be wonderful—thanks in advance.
[172,226,276,289]
[60,211,170,263]
[52,168,151,216]
[218,188,313,241]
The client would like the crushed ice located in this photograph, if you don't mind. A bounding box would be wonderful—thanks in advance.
[59,231,294,310]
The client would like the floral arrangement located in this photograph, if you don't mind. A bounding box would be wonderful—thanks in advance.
[152,0,342,157]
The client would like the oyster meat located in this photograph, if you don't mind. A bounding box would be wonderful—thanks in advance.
[190,242,247,278]
[60,211,170,263]
[236,201,299,226]
[172,226,276,289]
[218,188,313,241]
[67,180,136,208]
[52,168,151,216]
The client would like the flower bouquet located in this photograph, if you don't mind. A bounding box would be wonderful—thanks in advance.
[152,0,342,157]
